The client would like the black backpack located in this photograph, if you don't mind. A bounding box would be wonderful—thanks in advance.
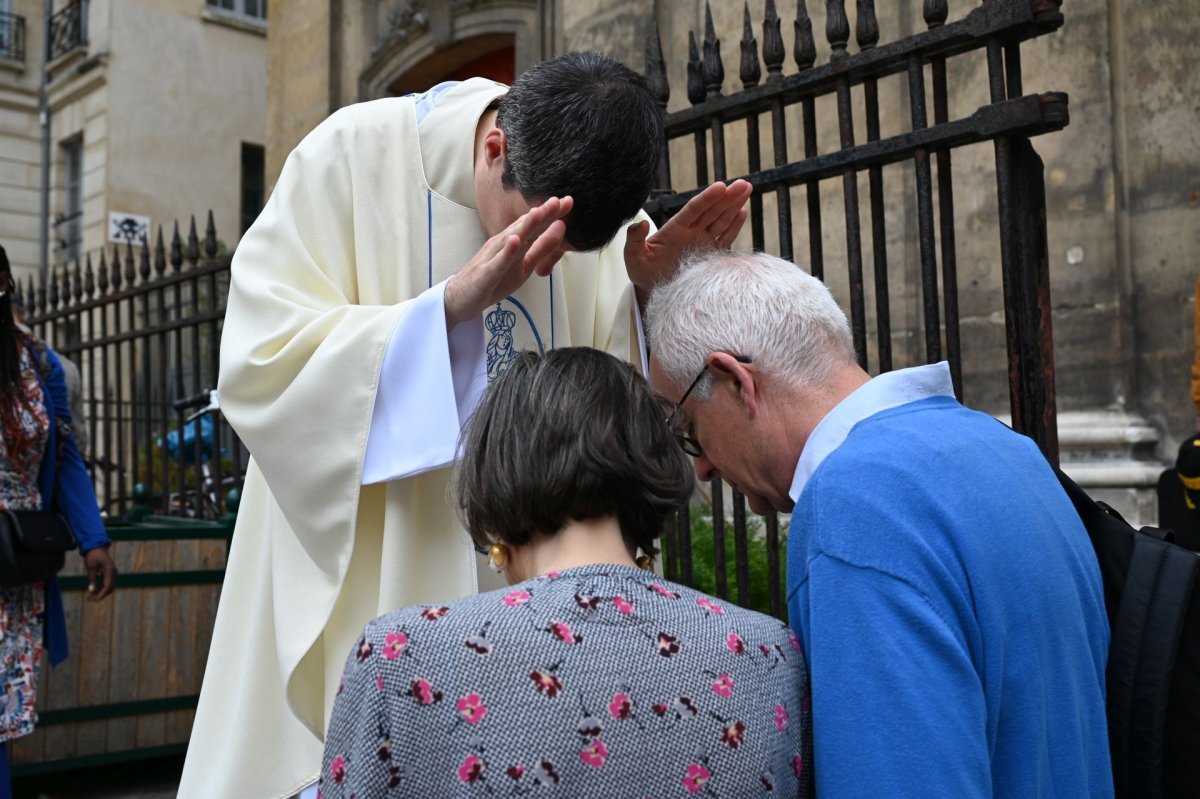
[1056,469,1200,799]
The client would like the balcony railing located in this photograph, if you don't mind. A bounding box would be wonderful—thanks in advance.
[0,11,26,62]
[48,1,87,62]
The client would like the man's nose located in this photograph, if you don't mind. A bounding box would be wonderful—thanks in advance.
[693,453,719,482]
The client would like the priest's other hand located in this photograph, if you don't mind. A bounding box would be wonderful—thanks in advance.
[623,179,752,299]
[444,197,574,327]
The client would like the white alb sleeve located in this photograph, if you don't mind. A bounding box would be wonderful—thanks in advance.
[361,279,486,484]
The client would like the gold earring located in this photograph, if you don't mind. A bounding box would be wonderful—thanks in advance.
[488,543,509,572]
[636,554,653,570]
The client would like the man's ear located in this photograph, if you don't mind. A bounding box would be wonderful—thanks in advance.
[482,127,507,169]
[706,352,759,417]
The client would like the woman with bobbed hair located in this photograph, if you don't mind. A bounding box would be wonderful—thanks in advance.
[320,347,811,798]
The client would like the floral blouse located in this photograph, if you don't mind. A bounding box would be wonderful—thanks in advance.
[320,564,811,798]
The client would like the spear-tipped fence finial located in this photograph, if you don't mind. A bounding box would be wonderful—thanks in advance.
[645,16,670,110]
[856,0,879,50]
[795,1,817,70]
[740,2,761,88]
[702,1,725,99]
[826,0,850,60]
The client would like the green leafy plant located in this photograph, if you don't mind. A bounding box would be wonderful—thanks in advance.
[675,503,787,620]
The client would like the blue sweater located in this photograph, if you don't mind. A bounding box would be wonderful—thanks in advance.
[787,396,1112,797]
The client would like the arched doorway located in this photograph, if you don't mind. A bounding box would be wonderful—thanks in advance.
[386,34,515,96]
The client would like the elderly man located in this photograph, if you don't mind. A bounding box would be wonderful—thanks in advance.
[182,52,750,798]
[646,250,1113,797]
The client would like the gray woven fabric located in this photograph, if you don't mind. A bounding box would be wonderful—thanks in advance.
[320,563,811,798]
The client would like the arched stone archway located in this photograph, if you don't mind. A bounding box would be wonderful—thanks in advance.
[359,1,554,101]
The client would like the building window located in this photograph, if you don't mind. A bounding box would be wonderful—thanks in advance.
[207,0,266,21]
[240,143,265,235]
[61,138,83,262]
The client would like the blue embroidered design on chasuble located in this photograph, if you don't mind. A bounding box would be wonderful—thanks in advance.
[486,297,545,381]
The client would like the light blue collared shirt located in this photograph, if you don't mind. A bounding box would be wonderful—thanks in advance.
[787,361,956,504]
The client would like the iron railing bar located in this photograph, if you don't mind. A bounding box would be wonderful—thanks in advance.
[732,491,750,607]
[30,259,232,322]
[646,93,1068,217]
[765,511,782,619]
[835,75,868,368]
[660,0,1063,137]
[711,479,727,600]
[908,54,943,364]
[864,73,892,372]
[931,54,963,399]
[49,308,227,355]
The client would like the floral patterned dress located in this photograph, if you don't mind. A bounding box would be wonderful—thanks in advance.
[320,564,812,798]
[0,346,51,742]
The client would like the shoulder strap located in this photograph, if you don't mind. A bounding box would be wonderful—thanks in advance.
[1107,527,1198,797]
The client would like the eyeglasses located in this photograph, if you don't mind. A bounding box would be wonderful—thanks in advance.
[665,354,752,458]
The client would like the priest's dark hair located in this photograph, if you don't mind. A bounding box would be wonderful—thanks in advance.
[496,51,664,252]
[455,347,693,561]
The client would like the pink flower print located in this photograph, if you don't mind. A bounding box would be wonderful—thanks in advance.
[337,673,345,695]
[330,754,347,784]
[721,721,747,749]
[530,671,563,698]
[657,632,680,657]
[760,774,776,792]
[420,605,450,621]
[506,764,526,780]
[613,595,635,615]
[792,754,805,779]
[410,678,442,705]
[355,637,373,662]
[711,673,734,697]
[465,636,492,655]
[503,590,531,607]
[759,644,771,656]
[696,597,725,615]
[672,696,699,717]
[456,693,488,724]
[375,673,385,693]
[580,740,609,768]
[577,717,603,738]
[726,632,746,654]
[773,704,788,732]
[788,629,802,652]
[535,760,561,785]
[377,737,393,762]
[652,702,669,716]
[457,754,484,784]
[575,593,600,610]
[382,631,408,660]
[608,693,633,720]
[545,571,561,579]
[550,621,582,644]
[648,583,678,599]
[682,763,711,793]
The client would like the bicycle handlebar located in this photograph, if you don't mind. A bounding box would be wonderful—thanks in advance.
[172,389,215,412]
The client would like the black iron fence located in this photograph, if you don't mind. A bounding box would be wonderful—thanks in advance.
[16,214,246,521]
[0,10,25,62]
[644,0,1066,618]
[48,0,87,62]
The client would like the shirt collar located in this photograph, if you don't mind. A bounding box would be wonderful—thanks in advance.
[416,78,509,210]
[788,362,956,503]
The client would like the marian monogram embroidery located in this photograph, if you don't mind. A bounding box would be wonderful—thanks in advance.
[485,304,517,381]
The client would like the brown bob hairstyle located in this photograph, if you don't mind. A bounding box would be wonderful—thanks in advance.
[454,347,694,560]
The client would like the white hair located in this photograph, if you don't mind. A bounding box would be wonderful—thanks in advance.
[646,250,856,398]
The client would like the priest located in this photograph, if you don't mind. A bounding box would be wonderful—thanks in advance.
[178,52,750,798]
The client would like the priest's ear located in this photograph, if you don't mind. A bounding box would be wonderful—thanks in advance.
[482,127,508,170]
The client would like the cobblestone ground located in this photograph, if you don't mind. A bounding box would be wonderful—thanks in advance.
[14,754,181,799]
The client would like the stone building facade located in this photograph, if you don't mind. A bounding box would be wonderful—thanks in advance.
[265,0,1198,522]
[0,0,267,283]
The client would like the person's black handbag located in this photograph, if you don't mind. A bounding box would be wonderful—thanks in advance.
[0,509,77,587]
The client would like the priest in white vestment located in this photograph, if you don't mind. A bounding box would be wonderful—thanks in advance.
[179,53,750,798]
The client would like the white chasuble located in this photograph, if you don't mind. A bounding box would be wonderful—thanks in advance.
[179,79,645,799]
